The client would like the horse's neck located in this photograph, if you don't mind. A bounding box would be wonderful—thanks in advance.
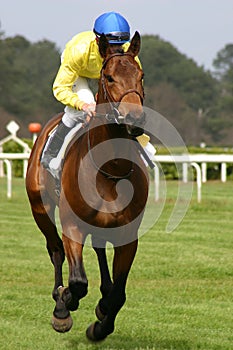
[88,119,134,173]
[90,119,129,150]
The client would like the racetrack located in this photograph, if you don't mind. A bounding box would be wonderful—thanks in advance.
[0,178,232,350]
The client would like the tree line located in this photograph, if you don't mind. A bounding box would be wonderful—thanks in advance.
[0,30,232,145]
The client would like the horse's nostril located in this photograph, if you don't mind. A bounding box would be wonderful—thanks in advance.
[125,112,146,127]
[125,114,134,125]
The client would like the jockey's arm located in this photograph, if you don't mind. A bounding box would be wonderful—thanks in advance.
[53,64,89,111]
[53,40,141,116]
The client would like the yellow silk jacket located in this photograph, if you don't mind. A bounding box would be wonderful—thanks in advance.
[53,31,141,110]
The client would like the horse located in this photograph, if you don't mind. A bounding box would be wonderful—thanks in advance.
[26,31,149,341]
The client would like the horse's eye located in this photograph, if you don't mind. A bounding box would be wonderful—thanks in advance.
[105,74,114,83]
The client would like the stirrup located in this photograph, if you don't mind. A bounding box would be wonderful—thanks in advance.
[40,152,62,179]
[43,160,61,180]
[41,152,54,169]
[41,150,62,179]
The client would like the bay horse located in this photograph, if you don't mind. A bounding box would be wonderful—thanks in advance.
[26,31,149,341]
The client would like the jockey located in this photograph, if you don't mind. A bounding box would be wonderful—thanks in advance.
[41,12,155,174]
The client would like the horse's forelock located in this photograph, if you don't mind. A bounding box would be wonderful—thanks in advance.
[109,45,124,54]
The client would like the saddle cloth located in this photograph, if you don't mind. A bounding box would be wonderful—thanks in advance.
[41,123,83,179]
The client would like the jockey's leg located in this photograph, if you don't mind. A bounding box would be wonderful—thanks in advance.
[41,120,71,169]
[41,77,95,175]
[40,108,85,176]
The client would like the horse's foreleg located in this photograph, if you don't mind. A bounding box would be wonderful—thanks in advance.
[61,234,88,312]
[31,208,72,332]
[86,239,138,341]
[50,243,73,333]
[92,243,113,320]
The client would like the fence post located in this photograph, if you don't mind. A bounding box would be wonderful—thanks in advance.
[154,163,160,202]
[201,162,207,183]
[3,159,12,199]
[191,162,202,203]
[0,145,3,177]
[182,162,188,183]
[221,163,227,182]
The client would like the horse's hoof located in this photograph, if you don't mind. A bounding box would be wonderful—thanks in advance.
[51,314,73,333]
[86,321,105,342]
[95,303,106,321]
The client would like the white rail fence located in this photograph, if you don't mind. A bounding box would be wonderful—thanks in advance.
[0,153,30,198]
[153,154,233,203]
[1,152,233,201]
[0,121,31,198]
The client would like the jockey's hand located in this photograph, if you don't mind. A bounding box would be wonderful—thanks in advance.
[82,103,96,123]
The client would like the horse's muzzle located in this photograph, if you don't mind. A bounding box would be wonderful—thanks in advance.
[125,112,146,136]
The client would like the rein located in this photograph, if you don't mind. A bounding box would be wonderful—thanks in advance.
[87,120,134,181]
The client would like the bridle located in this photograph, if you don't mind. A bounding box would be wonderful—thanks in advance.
[100,52,144,124]
[86,52,148,180]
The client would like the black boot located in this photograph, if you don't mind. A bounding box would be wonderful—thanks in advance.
[41,121,71,169]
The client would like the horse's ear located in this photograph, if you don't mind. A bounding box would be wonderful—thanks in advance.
[127,31,141,57]
[98,34,110,58]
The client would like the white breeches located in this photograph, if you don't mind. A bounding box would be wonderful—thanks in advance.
[62,76,95,128]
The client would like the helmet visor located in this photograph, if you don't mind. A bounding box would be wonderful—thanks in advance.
[94,30,130,44]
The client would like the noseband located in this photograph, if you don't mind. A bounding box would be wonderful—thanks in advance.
[101,53,144,124]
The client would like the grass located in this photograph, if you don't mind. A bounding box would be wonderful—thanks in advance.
[0,177,233,349]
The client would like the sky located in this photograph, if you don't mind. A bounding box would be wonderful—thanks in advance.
[0,0,232,71]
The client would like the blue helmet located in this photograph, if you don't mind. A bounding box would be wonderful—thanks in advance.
[93,12,130,44]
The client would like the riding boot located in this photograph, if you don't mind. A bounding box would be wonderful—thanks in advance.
[41,121,71,169]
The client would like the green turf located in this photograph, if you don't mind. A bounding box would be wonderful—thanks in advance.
[0,178,233,349]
